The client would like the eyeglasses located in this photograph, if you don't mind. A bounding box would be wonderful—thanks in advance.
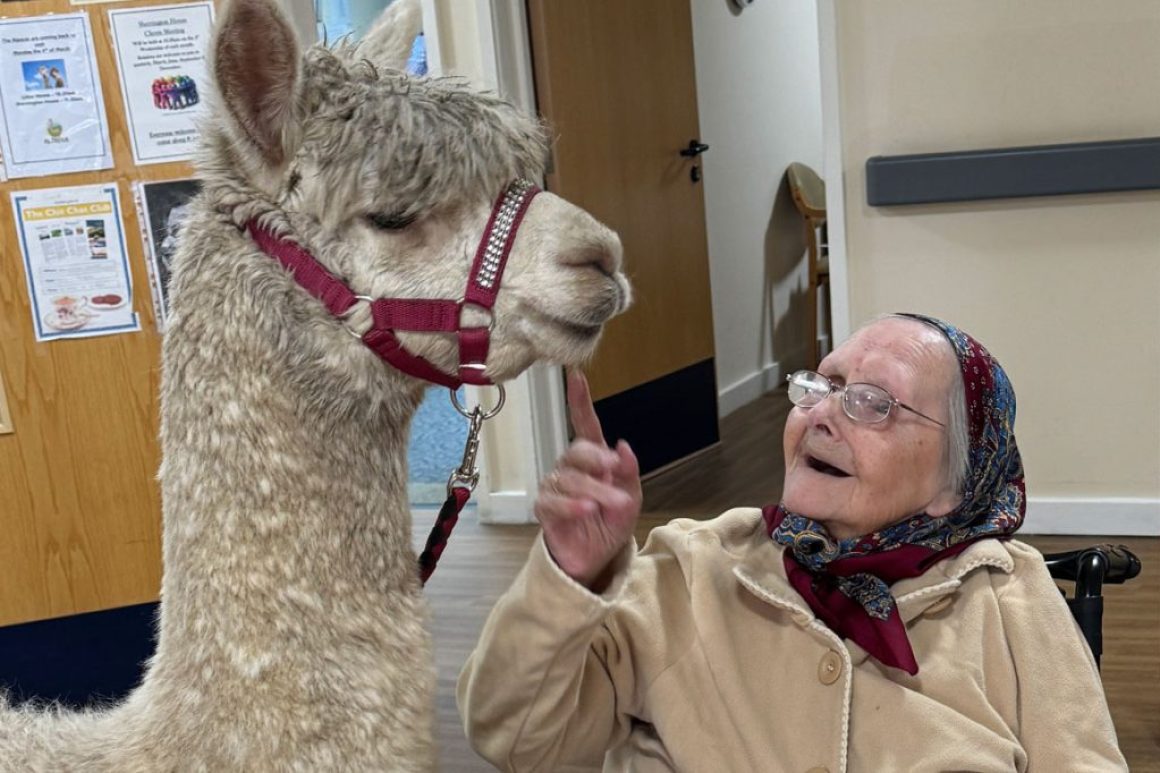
[785,370,946,427]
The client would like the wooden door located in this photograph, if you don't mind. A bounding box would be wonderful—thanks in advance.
[0,0,198,630]
[527,0,718,475]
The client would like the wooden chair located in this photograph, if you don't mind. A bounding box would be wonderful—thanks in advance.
[787,162,830,369]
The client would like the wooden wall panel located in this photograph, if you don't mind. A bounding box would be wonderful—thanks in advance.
[0,0,204,626]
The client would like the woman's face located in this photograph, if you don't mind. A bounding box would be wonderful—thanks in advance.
[781,317,961,540]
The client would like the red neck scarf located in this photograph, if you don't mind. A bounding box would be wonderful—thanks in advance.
[764,505,983,674]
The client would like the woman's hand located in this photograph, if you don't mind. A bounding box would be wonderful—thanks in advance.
[535,369,642,591]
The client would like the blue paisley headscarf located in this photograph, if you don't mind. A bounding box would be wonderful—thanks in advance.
[765,313,1025,674]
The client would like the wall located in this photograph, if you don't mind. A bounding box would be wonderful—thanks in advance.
[689,0,824,416]
[834,1,1160,531]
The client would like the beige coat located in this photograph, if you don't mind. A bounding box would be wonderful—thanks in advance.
[458,508,1126,772]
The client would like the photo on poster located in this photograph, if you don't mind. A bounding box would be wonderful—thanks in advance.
[21,59,68,90]
[136,178,200,330]
[0,14,113,178]
[11,183,140,341]
[108,3,214,165]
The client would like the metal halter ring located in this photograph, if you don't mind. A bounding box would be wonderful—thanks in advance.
[341,295,375,339]
[450,384,506,420]
[457,298,496,331]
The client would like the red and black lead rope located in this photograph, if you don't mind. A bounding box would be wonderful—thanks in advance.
[416,388,500,584]
[418,485,472,584]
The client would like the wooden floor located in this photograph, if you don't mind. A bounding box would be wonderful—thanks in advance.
[417,389,1160,771]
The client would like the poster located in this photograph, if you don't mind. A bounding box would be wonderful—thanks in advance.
[135,178,200,330]
[0,14,113,178]
[11,184,141,341]
[108,3,214,165]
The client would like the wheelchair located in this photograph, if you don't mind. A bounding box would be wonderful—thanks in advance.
[1043,544,1142,669]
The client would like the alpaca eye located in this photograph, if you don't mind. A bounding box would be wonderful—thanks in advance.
[366,212,416,231]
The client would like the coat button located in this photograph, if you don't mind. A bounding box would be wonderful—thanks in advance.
[924,595,954,616]
[817,650,843,685]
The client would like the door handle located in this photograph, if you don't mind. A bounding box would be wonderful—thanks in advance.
[679,140,710,158]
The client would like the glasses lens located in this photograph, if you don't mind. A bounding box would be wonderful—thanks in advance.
[844,384,893,423]
[787,371,830,407]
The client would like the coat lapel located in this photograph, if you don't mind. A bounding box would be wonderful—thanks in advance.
[734,536,1016,631]
[892,538,1015,624]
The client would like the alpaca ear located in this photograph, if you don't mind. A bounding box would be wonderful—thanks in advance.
[357,0,423,72]
[213,0,300,166]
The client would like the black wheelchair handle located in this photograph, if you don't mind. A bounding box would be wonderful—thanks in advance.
[1103,544,1143,582]
[1043,544,1141,593]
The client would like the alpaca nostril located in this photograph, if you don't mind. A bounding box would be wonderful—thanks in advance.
[563,242,619,277]
[615,272,633,312]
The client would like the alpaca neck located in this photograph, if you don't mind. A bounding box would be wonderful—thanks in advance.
[152,207,432,683]
[163,379,420,596]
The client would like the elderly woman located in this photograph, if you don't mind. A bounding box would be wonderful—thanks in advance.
[458,314,1126,772]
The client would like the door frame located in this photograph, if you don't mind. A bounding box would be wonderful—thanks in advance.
[476,0,850,518]
[816,0,851,343]
[473,0,569,522]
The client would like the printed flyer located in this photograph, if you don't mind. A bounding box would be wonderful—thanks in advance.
[108,2,214,165]
[11,184,141,341]
[134,177,200,330]
[0,14,113,178]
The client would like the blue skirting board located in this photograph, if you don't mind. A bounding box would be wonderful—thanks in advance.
[0,602,157,709]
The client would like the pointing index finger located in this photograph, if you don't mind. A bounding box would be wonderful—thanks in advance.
[567,369,606,447]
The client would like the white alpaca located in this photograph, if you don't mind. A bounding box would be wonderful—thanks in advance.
[0,0,629,769]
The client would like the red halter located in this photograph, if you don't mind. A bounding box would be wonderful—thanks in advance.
[246,179,541,584]
[247,178,541,389]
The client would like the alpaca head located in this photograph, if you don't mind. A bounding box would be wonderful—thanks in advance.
[206,0,630,385]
